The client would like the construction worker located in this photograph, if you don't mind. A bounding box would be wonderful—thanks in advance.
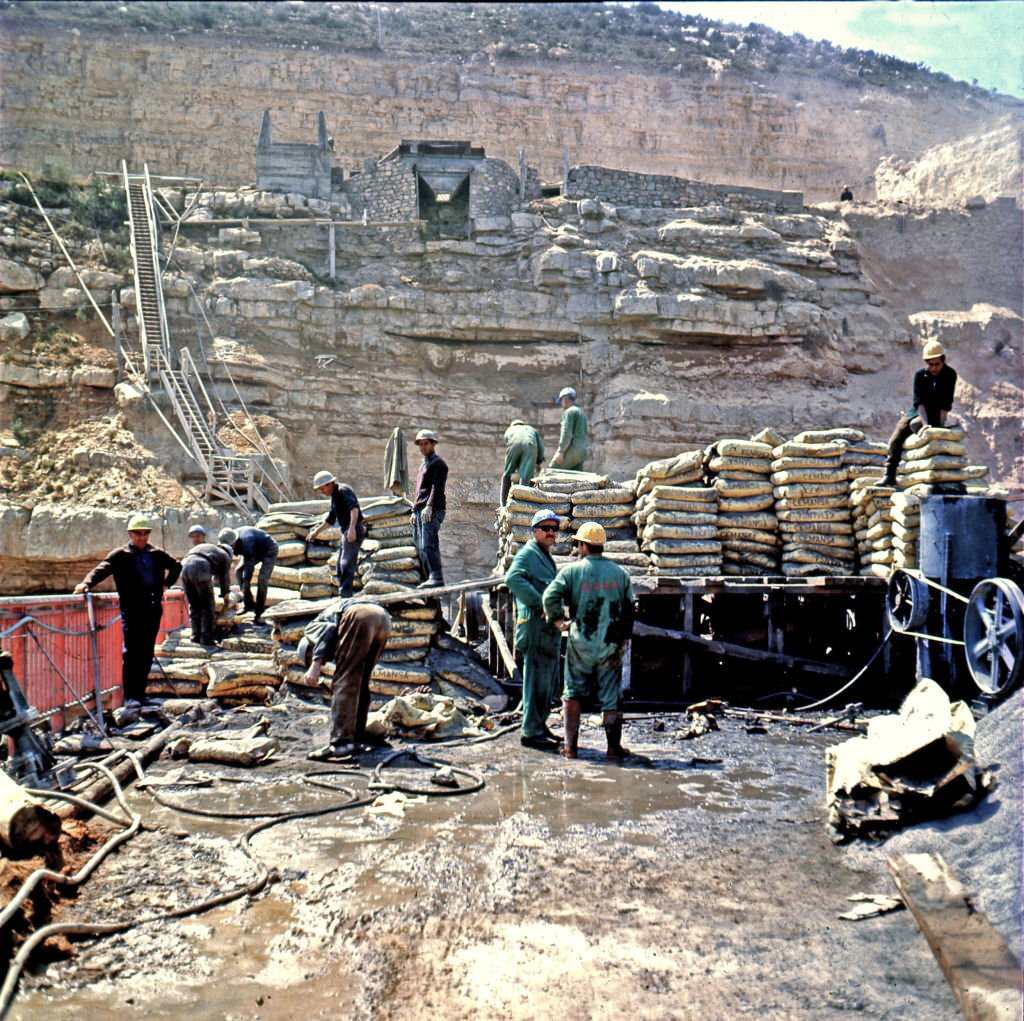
[542,521,635,762]
[219,525,278,624]
[187,524,207,547]
[501,419,545,506]
[179,538,233,646]
[412,429,448,588]
[308,470,366,597]
[306,601,392,762]
[883,340,958,486]
[74,514,181,704]
[840,185,854,202]
[506,508,563,750]
[548,386,588,470]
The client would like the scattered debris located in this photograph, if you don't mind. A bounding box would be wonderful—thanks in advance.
[365,692,484,741]
[838,893,905,921]
[674,712,719,740]
[430,766,460,789]
[367,791,426,818]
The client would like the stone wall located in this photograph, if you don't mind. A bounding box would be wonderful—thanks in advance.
[566,166,804,212]
[469,159,521,221]
[255,143,332,199]
[344,162,418,222]
[3,21,1021,201]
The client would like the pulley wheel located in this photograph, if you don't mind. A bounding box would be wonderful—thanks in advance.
[963,577,1024,696]
[886,570,930,634]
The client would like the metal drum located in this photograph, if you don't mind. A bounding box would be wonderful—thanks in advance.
[919,495,1005,582]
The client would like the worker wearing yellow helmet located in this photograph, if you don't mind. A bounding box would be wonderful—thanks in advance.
[541,520,635,762]
[74,513,181,704]
[883,340,958,487]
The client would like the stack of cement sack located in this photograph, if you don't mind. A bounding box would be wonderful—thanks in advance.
[705,439,778,576]
[849,480,897,578]
[496,481,572,570]
[771,439,854,577]
[633,451,718,577]
[897,424,987,488]
[353,496,419,595]
[890,490,921,571]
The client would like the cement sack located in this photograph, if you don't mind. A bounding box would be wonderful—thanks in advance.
[651,485,717,503]
[902,439,966,459]
[206,658,281,694]
[509,485,567,505]
[893,551,918,570]
[716,439,774,459]
[775,496,848,511]
[784,548,852,569]
[642,510,718,527]
[708,456,773,475]
[714,478,773,498]
[372,524,417,540]
[779,531,854,549]
[718,470,774,482]
[718,493,774,513]
[783,542,855,562]
[772,441,846,459]
[771,456,843,472]
[772,467,849,486]
[270,565,303,590]
[865,549,894,566]
[904,425,965,449]
[299,582,335,600]
[372,545,420,562]
[602,552,651,568]
[275,540,308,565]
[777,507,852,525]
[298,564,333,584]
[844,441,888,457]
[146,677,205,697]
[364,556,418,573]
[507,500,571,517]
[899,454,968,472]
[719,539,782,556]
[891,534,915,553]
[892,522,919,543]
[774,481,849,499]
[393,606,442,622]
[901,465,988,484]
[718,511,778,530]
[381,647,430,663]
[649,553,721,568]
[636,472,702,496]
[386,635,433,650]
[779,520,853,536]
[188,735,277,765]
[571,487,634,505]
[641,524,717,540]
[639,450,704,481]
[654,566,721,578]
[843,453,887,467]
[371,662,433,687]
[717,528,779,547]
[848,465,886,481]
[860,563,892,579]
[391,619,440,637]
[148,658,209,683]
[723,548,777,570]
[784,563,848,578]
[362,580,415,595]
[643,539,722,556]
[721,563,776,577]
[793,428,865,444]
[890,492,921,513]
[751,427,787,447]
[571,503,633,519]
[304,544,336,565]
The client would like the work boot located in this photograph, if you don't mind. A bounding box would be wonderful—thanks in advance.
[561,699,581,759]
[603,710,630,763]
[521,733,559,751]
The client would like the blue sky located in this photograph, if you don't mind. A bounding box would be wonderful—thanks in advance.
[653,2,1024,97]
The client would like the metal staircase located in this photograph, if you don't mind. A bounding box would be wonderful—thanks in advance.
[122,162,285,514]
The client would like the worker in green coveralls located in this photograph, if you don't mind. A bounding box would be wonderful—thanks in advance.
[542,521,635,762]
[505,508,563,751]
[501,419,545,506]
[549,386,588,470]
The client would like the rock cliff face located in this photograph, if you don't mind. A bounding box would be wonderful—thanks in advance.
[1,17,1020,201]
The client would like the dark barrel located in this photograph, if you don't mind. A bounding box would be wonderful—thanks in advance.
[919,495,1005,581]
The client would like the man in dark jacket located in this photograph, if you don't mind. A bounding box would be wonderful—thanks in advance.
[883,340,958,486]
[505,508,562,750]
[219,526,278,624]
[74,514,181,703]
[308,470,366,597]
[413,429,448,588]
[179,540,233,646]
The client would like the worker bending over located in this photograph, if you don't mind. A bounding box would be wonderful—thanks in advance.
[308,470,366,598]
[303,600,393,762]
[883,340,958,487]
[505,509,562,750]
[543,522,635,762]
[219,525,278,625]
[413,429,448,588]
[549,387,588,470]
[501,419,545,506]
[179,539,233,646]
[75,514,181,704]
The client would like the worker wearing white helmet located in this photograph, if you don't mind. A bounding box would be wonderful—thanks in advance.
[187,523,207,547]
[548,386,588,470]
[307,469,366,598]
[883,339,958,486]
[542,521,635,763]
[74,514,181,704]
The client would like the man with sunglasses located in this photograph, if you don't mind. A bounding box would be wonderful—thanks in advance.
[505,508,563,750]
[542,521,635,762]
[882,340,958,487]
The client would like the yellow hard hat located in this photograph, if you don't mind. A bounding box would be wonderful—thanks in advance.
[572,521,606,545]
[922,340,946,361]
[126,514,154,532]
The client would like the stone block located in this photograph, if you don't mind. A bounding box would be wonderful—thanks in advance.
[72,366,117,388]
[218,227,261,247]
[38,287,85,310]
[0,312,30,341]
[595,252,619,273]
[473,215,511,234]
[0,360,71,388]
[0,257,43,293]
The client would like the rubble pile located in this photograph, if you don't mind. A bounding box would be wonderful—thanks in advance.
[705,439,778,576]
[633,450,716,578]
[850,481,897,578]
[771,435,853,577]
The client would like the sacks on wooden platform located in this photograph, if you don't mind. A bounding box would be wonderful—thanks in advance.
[706,439,777,575]
[849,480,896,577]
[635,480,717,577]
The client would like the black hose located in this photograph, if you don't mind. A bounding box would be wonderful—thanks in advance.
[369,748,486,796]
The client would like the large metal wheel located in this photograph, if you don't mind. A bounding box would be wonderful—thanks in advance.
[964,578,1024,696]
[886,569,930,634]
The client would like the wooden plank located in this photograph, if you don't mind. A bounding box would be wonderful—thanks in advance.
[888,853,1022,1021]
[481,596,518,680]
[632,621,849,677]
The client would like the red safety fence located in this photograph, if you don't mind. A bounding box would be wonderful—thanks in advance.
[0,591,187,732]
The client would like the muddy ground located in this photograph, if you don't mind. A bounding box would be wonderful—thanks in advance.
[11,697,964,1021]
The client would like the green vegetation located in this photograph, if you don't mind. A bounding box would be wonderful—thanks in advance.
[2,169,128,241]
[0,0,1005,99]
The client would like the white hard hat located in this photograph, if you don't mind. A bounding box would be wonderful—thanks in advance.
[312,470,337,489]
[415,429,439,443]
[187,524,207,536]
[557,387,577,402]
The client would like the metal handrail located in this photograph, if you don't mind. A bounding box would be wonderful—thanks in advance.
[122,160,150,378]
[142,163,172,365]
[179,347,220,451]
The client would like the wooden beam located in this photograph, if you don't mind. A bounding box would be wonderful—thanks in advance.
[632,621,849,677]
[888,853,1022,1021]
[481,597,518,680]
[1007,517,1024,550]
